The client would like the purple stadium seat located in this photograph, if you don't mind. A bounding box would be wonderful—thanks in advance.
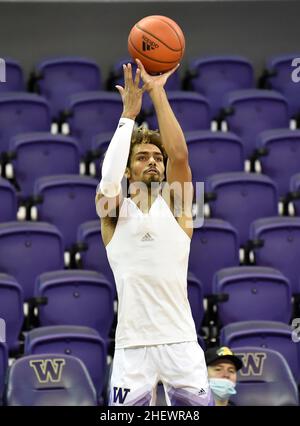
[222,89,289,158]
[0,93,51,154]
[249,217,300,294]
[76,221,116,294]
[6,353,97,406]
[31,57,102,119]
[143,91,211,132]
[34,270,114,341]
[261,54,300,118]
[0,58,25,93]
[214,267,292,325]
[0,222,64,300]
[64,91,123,155]
[185,131,244,189]
[9,132,80,198]
[289,173,300,216]
[185,55,255,118]
[0,178,17,222]
[230,346,298,406]
[0,342,8,403]
[34,175,99,250]
[255,129,300,198]
[0,274,24,353]
[206,172,278,247]
[188,219,239,296]
[24,325,107,400]
[91,132,114,178]
[187,272,204,333]
[220,320,300,384]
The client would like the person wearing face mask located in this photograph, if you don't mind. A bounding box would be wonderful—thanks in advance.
[205,346,243,406]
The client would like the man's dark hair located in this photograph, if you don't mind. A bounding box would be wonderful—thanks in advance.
[127,126,168,167]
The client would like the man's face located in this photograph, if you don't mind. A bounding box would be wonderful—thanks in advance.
[126,144,165,187]
[208,360,237,385]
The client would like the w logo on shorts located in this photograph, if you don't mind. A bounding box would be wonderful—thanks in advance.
[113,387,131,404]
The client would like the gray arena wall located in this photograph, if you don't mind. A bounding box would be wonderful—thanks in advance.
[0,0,299,82]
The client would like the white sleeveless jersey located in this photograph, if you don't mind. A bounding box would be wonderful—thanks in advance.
[105,194,198,349]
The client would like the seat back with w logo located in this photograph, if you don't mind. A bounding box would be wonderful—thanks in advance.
[6,354,97,406]
[231,346,299,406]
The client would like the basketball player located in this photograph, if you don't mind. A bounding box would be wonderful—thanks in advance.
[95,60,213,406]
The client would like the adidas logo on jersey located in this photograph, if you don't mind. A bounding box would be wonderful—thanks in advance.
[142,35,159,51]
[141,232,154,242]
[198,388,206,396]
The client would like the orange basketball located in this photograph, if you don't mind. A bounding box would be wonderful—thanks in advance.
[128,15,185,74]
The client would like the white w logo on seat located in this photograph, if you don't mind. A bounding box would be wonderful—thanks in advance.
[29,359,66,384]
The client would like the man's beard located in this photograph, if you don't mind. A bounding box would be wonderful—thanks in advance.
[144,176,161,189]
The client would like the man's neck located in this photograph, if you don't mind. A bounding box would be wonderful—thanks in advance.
[129,183,161,213]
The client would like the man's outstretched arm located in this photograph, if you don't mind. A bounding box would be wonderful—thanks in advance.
[136,59,193,205]
[95,63,145,218]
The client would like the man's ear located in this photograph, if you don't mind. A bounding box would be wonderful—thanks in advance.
[125,167,131,180]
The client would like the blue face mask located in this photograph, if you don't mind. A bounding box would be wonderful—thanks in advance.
[209,378,237,402]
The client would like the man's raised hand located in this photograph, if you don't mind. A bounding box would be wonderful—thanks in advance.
[115,63,146,120]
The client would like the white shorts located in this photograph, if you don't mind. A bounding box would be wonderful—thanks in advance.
[109,341,214,406]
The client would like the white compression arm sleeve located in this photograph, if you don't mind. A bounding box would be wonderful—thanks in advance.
[97,117,135,197]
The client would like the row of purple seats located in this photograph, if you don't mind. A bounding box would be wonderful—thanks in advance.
[1,217,300,348]
[1,127,300,202]
[0,57,102,121]
[2,346,299,405]
[0,269,202,349]
[1,272,299,403]
[0,171,283,251]
[0,156,299,250]
[2,54,299,122]
[0,69,297,160]
[2,215,300,300]
[0,270,114,354]
[0,175,99,248]
[189,217,300,297]
[108,54,300,125]
[1,129,300,209]
[1,267,299,402]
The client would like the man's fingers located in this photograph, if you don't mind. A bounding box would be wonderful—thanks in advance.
[127,63,133,87]
[134,68,141,87]
[115,85,124,97]
[123,64,129,88]
[135,58,146,74]
[165,63,180,78]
